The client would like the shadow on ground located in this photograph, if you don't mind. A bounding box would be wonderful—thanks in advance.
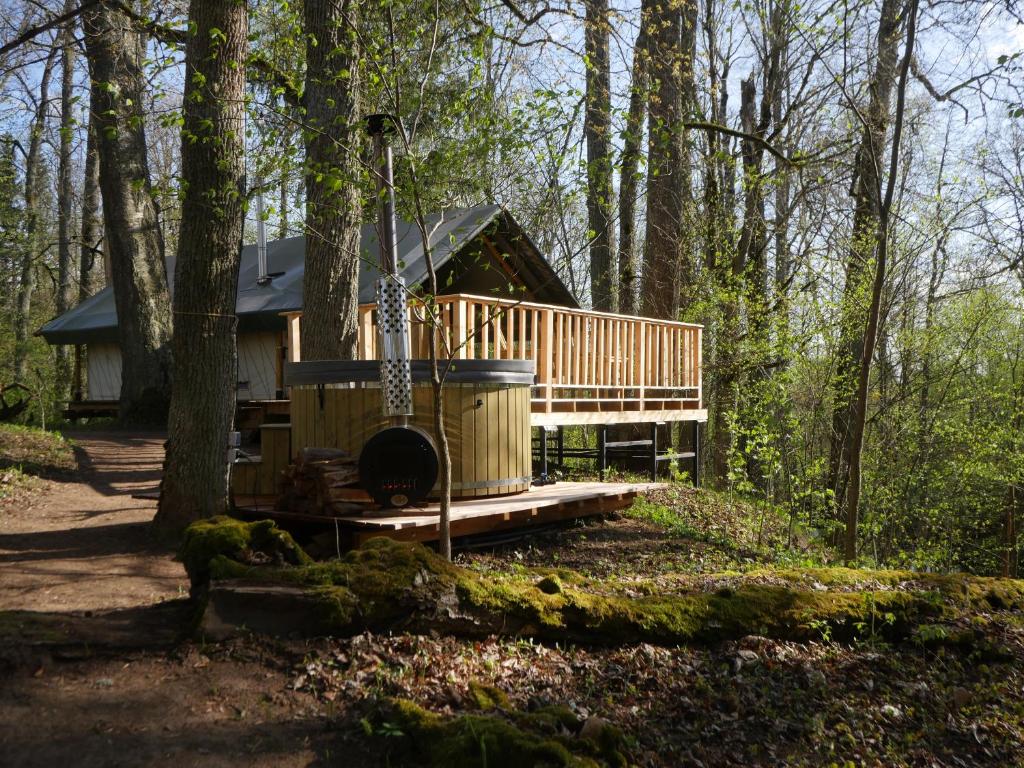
[0,521,176,563]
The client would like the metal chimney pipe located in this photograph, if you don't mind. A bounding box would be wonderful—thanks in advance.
[255,177,270,286]
[367,114,412,424]
[368,115,400,276]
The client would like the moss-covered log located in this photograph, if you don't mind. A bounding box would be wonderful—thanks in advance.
[185,517,1024,646]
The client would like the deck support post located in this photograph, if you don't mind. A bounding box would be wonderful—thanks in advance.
[556,426,564,469]
[536,425,558,484]
[597,424,607,480]
[539,426,548,481]
[692,420,701,488]
[649,422,659,482]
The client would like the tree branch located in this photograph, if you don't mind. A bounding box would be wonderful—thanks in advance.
[908,56,997,122]
[496,0,563,26]
[0,0,99,58]
[249,52,302,109]
[683,120,801,166]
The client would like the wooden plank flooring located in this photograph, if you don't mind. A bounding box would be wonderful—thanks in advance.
[234,481,662,546]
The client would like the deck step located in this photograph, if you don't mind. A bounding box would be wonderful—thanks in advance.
[605,439,652,449]
[657,451,695,461]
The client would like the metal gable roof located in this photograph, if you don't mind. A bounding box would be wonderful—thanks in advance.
[39,205,577,345]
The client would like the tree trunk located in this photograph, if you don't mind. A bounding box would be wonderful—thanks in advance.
[617,13,648,316]
[829,0,903,543]
[55,4,76,399]
[701,0,738,484]
[301,0,363,361]
[842,0,917,562]
[640,0,697,320]
[83,0,173,423]
[155,0,248,535]
[1007,335,1024,578]
[74,99,104,401]
[737,1,783,355]
[80,104,103,301]
[584,0,615,311]
[279,151,290,240]
[13,44,58,386]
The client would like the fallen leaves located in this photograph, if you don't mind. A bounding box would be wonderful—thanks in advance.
[272,615,1024,767]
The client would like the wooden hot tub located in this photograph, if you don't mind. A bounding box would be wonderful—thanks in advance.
[285,359,535,498]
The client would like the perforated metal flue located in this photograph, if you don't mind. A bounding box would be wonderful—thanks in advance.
[376,275,413,418]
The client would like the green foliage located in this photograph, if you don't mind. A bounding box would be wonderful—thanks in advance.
[626,497,705,540]
[0,466,39,505]
[0,424,75,477]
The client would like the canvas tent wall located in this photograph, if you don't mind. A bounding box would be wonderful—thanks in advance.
[39,205,576,402]
[86,343,122,401]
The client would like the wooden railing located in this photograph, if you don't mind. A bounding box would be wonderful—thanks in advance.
[285,293,702,417]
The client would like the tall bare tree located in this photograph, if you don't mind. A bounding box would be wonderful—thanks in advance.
[74,101,104,400]
[841,0,918,561]
[55,2,76,397]
[584,0,615,311]
[301,0,363,361]
[641,0,698,320]
[79,112,103,296]
[617,6,648,315]
[702,0,739,482]
[12,42,58,385]
[83,0,173,422]
[829,0,905,544]
[156,0,247,534]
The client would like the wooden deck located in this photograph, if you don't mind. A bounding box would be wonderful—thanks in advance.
[282,292,704,425]
[234,480,660,546]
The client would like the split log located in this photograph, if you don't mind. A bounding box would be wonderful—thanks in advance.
[277,446,370,516]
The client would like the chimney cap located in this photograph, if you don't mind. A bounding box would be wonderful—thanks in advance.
[366,113,400,137]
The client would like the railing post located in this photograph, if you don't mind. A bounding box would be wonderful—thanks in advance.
[284,312,302,363]
[452,297,468,359]
[481,304,491,359]
[359,305,374,359]
[506,303,515,359]
[634,320,646,411]
[697,326,703,408]
[539,307,554,412]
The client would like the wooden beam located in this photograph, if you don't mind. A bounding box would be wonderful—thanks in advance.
[282,312,302,363]
[530,408,708,427]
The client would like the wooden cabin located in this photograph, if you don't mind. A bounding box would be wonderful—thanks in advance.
[41,204,705,545]
[39,205,574,411]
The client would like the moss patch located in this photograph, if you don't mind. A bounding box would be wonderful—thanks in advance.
[537,574,565,595]
[372,697,623,768]
[179,516,311,588]
[468,680,511,711]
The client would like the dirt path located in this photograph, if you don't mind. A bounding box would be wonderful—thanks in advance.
[0,433,188,612]
[0,435,364,767]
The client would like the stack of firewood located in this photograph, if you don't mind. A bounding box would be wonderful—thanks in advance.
[277,447,369,516]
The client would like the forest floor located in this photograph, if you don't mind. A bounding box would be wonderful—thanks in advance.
[1,427,1023,767]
